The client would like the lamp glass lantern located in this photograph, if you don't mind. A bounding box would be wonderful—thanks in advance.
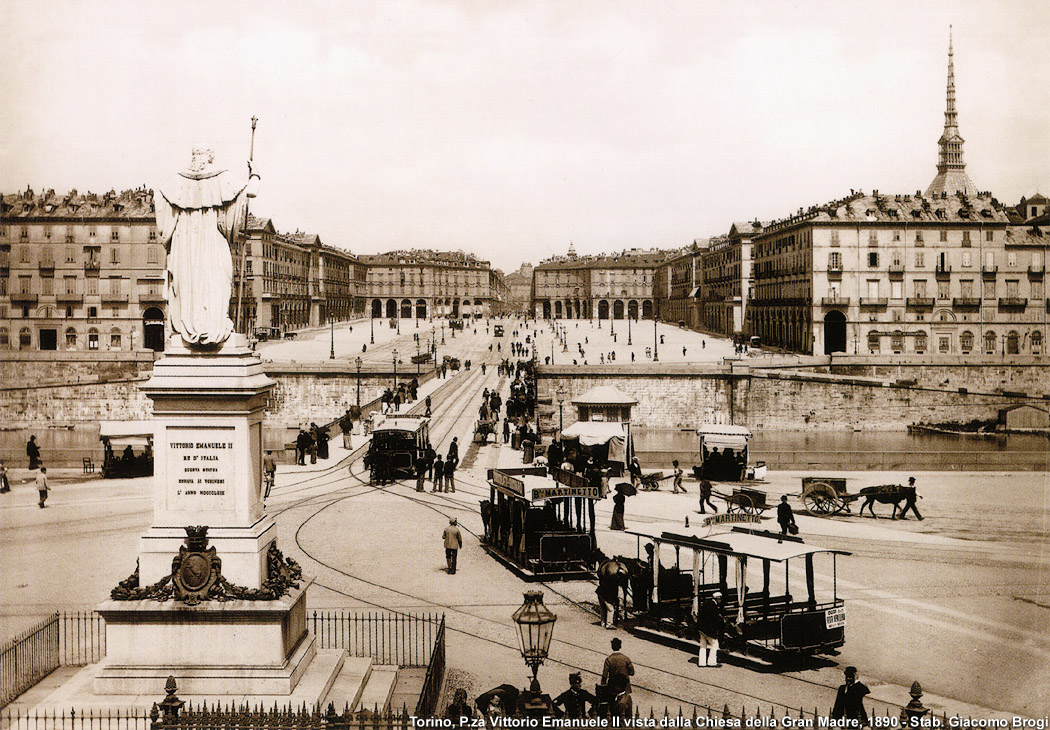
[511,590,557,690]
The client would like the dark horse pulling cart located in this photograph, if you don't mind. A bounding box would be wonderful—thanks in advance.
[799,477,919,518]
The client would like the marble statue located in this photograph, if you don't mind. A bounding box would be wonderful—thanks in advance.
[155,146,259,347]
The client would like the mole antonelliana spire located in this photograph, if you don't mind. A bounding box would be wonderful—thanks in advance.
[925,27,978,197]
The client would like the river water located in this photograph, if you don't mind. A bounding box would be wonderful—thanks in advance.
[634,428,1049,471]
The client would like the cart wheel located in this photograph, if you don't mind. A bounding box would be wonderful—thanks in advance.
[802,482,839,515]
[733,494,755,514]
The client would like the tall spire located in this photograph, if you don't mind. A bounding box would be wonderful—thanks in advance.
[926,27,978,197]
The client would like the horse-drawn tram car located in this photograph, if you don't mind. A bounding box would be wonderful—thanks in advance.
[363,415,430,484]
[482,466,603,580]
[623,523,849,662]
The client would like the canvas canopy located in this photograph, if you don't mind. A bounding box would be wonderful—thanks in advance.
[561,421,627,463]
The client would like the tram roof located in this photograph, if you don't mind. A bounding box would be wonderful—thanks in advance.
[626,525,849,562]
[371,415,429,433]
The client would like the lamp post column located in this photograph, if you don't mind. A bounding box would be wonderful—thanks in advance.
[393,350,398,389]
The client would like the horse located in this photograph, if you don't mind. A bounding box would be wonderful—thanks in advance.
[596,556,632,629]
[859,484,914,519]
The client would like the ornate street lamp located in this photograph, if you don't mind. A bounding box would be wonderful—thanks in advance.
[653,317,659,361]
[330,317,335,359]
[555,386,566,434]
[512,591,557,714]
[354,356,362,409]
[392,349,399,388]
[370,310,375,344]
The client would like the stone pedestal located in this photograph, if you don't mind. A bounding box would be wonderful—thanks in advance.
[95,334,338,698]
[95,581,315,696]
[138,334,275,588]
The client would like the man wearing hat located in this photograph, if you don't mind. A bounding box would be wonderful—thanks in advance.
[694,591,725,667]
[552,672,595,719]
[831,666,870,726]
[898,477,924,521]
[442,517,463,574]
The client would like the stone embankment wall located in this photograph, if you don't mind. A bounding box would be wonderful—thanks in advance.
[534,363,1049,432]
[0,355,431,466]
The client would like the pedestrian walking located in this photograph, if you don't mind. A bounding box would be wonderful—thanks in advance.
[777,495,798,539]
[447,437,459,467]
[442,517,463,574]
[600,637,634,720]
[315,423,329,460]
[831,667,870,727]
[898,477,924,520]
[0,460,10,493]
[444,457,456,493]
[415,454,427,492]
[27,435,41,470]
[671,460,685,493]
[432,456,444,492]
[425,395,432,417]
[693,591,725,667]
[36,467,49,508]
[502,418,510,444]
[393,390,402,413]
[295,428,311,466]
[628,456,642,489]
[610,493,626,530]
[340,409,354,450]
[699,479,718,514]
[308,423,319,464]
[263,452,276,498]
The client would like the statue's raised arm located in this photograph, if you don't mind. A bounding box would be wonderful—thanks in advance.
[156,146,259,348]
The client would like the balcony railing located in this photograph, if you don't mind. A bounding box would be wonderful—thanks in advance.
[1028,266,1044,280]
[952,297,980,308]
[84,260,101,274]
[101,292,129,303]
[38,259,55,272]
[56,291,83,303]
[11,291,38,304]
[998,297,1028,308]
[137,292,165,303]
[821,297,850,307]
[826,265,843,279]
[935,265,951,280]
[906,297,935,308]
[981,266,998,279]
[888,263,905,279]
[859,297,888,307]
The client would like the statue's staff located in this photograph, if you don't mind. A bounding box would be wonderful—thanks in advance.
[234,115,258,335]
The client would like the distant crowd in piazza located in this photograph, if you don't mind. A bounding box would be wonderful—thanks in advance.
[2,36,1047,358]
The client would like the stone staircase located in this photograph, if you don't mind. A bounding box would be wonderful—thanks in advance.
[320,655,401,714]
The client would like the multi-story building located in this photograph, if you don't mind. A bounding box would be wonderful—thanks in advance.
[0,186,168,352]
[231,216,312,333]
[656,241,705,329]
[748,190,1049,357]
[362,249,500,319]
[533,247,666,320]
[503,263,534,314]
[700,222,764,338]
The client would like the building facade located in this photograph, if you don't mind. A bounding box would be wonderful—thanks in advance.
[532,248,665,320]
[362,250,501,319]
[749,191,1047,357]
[657,242,704,329]
[1,187,167,352]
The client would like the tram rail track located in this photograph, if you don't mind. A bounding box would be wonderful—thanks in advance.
[279,360,906,716]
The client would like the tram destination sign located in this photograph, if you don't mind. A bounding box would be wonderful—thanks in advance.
[491,469,525,497]
[703,513,761,528]
[532,485,602,500]
[550,466,588,490]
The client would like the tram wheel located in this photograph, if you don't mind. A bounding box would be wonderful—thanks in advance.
[802,483,838,515]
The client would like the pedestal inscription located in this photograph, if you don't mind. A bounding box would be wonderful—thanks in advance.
[169,428,236,511]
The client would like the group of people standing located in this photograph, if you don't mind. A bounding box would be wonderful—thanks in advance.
[413,436,460,494]
[294,423,330,465]
[380,378,419,414]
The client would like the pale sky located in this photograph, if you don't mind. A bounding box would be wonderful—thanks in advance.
[2,0,1048,272]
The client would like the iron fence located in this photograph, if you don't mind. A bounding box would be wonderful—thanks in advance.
[151,704,413,730]
[0,706,152,729]
[59,612,106,667]
[308,611,442,667]
[413,617,445,717]
[0,614,60,708]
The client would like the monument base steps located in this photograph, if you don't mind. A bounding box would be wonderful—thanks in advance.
[353,666,399,713]
[29,649,346,714]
